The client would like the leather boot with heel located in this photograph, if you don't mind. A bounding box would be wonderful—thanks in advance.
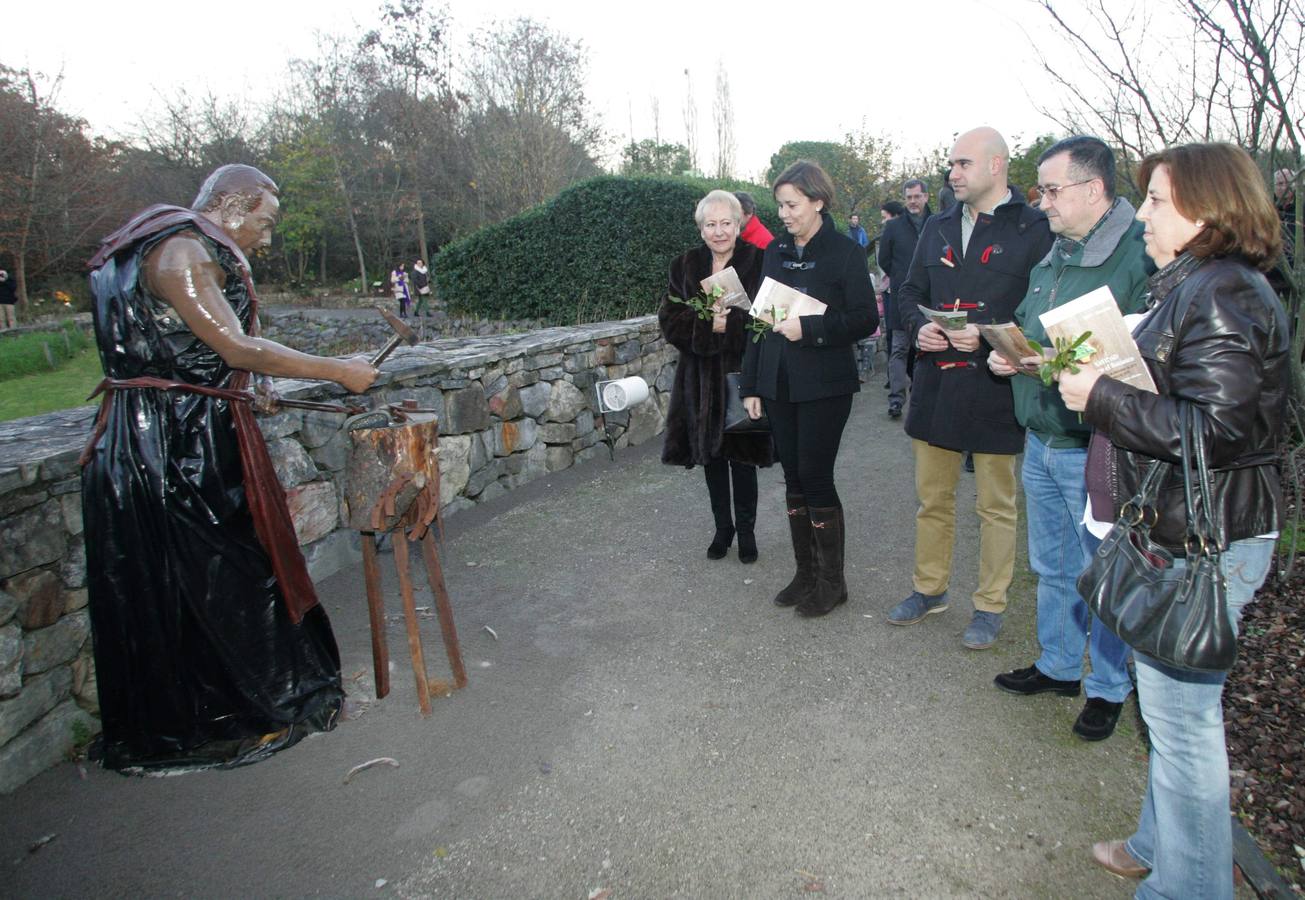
[774,494,815,606]
[797,505,848,617]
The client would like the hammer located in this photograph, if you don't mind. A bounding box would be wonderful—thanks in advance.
[371,307,419,367]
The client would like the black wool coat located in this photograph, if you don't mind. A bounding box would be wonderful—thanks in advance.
[659,240,773,468]
[897,194,1053,454]
[739,213,878,403]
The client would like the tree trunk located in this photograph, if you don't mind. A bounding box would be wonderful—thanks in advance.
[319,239,327,284]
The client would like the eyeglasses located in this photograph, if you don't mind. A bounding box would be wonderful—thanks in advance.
[1035,179,1093,201]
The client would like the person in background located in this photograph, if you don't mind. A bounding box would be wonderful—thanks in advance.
[735,191,775,250]
[847,213,869,249]
[659,190,772,562]
[740,160,877,617]
[390,262,410,318]
[888,127,1053,650]
[878,184,931,419]
[1058,142,1287,900]
[411,258,432,317]
[0,270,17,330]
[987,135,1150,742]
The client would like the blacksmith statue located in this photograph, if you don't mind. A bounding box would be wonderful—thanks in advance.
[81,164,377,771]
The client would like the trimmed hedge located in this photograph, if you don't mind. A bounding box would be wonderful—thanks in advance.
[434,175,783,324]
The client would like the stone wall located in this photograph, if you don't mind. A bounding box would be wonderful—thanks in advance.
[0,315,674,792]
[260,308,547,356]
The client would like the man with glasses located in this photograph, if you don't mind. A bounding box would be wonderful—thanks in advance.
[986,135,1151,740]
[878,180,932,418]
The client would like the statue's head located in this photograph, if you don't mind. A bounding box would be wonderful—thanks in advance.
[192,164,280,253]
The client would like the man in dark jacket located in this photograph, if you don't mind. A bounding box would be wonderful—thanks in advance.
[987,136,1150,741]
[888,126,1053,650]
[877,179,932,417]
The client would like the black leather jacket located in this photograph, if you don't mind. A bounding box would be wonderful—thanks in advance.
[1084,253,1290,550]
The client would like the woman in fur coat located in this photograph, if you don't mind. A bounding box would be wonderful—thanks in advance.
[659,190,774,562]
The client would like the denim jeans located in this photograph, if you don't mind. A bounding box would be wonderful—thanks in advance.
[1124,537,1275,900]
[1022,433,1132,701]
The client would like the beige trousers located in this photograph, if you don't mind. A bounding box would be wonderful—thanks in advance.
[911,439,1018,613]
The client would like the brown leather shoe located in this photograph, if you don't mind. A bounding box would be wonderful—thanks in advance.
[1091,840,1148,878]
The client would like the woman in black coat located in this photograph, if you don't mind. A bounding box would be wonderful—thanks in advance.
[740,161,877,616]
[659,190,773,562]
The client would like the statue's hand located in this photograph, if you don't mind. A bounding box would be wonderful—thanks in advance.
[253,374,280,414]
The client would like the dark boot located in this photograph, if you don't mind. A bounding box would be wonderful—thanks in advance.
[732,463,759,564]
[774,493,816,606]
[797,505,847,617]
[704,458,734,559]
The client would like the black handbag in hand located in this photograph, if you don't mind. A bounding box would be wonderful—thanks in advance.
[723,372,768,434]
[1077,403,1238,672]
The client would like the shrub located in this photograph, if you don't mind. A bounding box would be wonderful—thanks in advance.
[434,175,782,324]
[0,321,94,381]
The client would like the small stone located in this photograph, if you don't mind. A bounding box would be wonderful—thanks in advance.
[71,651,98,713]
[623,397,664,446]
[437,435,473,506]
[493,419,538,457]
[0,590,17,627]
[0,501,66,581]
[0,667,72,746]
[0,700,100,794]
[21,611,90,676]
[59,493,83,537]
[0,623,21,697]
[538,423,576,444]
[544,381,586,423]
[5,569,64,630]
[286,481,339,546]
[518,382,551,419]
[441,385,490,435]
[545,445,574,472]
[266,439,317,487]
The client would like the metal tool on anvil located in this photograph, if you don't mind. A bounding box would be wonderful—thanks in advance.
[237,393,368,416]
[370,307,420,367]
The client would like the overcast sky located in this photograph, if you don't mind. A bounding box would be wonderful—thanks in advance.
[7,0,1071,181]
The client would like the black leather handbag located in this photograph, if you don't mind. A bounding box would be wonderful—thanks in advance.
[723,372,768,434]
[1077,403,1238,672]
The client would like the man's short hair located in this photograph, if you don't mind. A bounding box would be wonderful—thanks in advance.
[696,189,744,228]
[772,160,835,210]
[881,200,907,217]
[1138,142,1282,270]
[903,179,927,194]
[733,191,757,216]
[192,164,279,214]
[1038,136,1117,200]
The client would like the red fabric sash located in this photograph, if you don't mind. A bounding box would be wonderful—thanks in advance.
[82,376,320,624]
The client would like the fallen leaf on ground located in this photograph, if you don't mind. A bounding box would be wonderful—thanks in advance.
[344,757,400,784]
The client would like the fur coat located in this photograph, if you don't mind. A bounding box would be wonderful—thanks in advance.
[658,240,773,468]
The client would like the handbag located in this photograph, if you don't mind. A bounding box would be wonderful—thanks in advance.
[1077,403,1238,672]
[723,372,769,434]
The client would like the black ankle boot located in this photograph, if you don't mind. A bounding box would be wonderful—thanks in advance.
[707,526,735,560]
[774,494,816,606]
[797,505,847,617]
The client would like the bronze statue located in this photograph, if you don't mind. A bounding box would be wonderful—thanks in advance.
[80,164,377,771]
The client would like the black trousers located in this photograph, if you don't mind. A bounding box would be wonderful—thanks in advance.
[764,393,854,508]
[703,457,758,534]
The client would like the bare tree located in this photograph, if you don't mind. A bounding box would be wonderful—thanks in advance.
[462,17,604,220]
[682,69,699,175]
[0,66,124,314]
[712,63,736,181]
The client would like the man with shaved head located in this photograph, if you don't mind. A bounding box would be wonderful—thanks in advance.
[888,127,1053,650]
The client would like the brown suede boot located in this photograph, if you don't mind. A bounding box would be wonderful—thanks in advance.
[797,505,847,617]
[774,494,816,607]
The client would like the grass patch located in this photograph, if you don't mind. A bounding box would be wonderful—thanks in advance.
[0,322,93,380]
[0,349,103,421]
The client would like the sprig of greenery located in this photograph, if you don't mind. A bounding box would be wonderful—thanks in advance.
[1026,331,1095,387]
[669,284,726,321]
[746,304,788,342]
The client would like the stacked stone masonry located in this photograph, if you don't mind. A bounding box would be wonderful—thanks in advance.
[0,315,673,792]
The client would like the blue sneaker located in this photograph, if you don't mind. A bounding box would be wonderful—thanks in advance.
[887,590,949,626]
[963,610,1004,649]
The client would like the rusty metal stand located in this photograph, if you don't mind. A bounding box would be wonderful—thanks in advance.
[360,522,466,716]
